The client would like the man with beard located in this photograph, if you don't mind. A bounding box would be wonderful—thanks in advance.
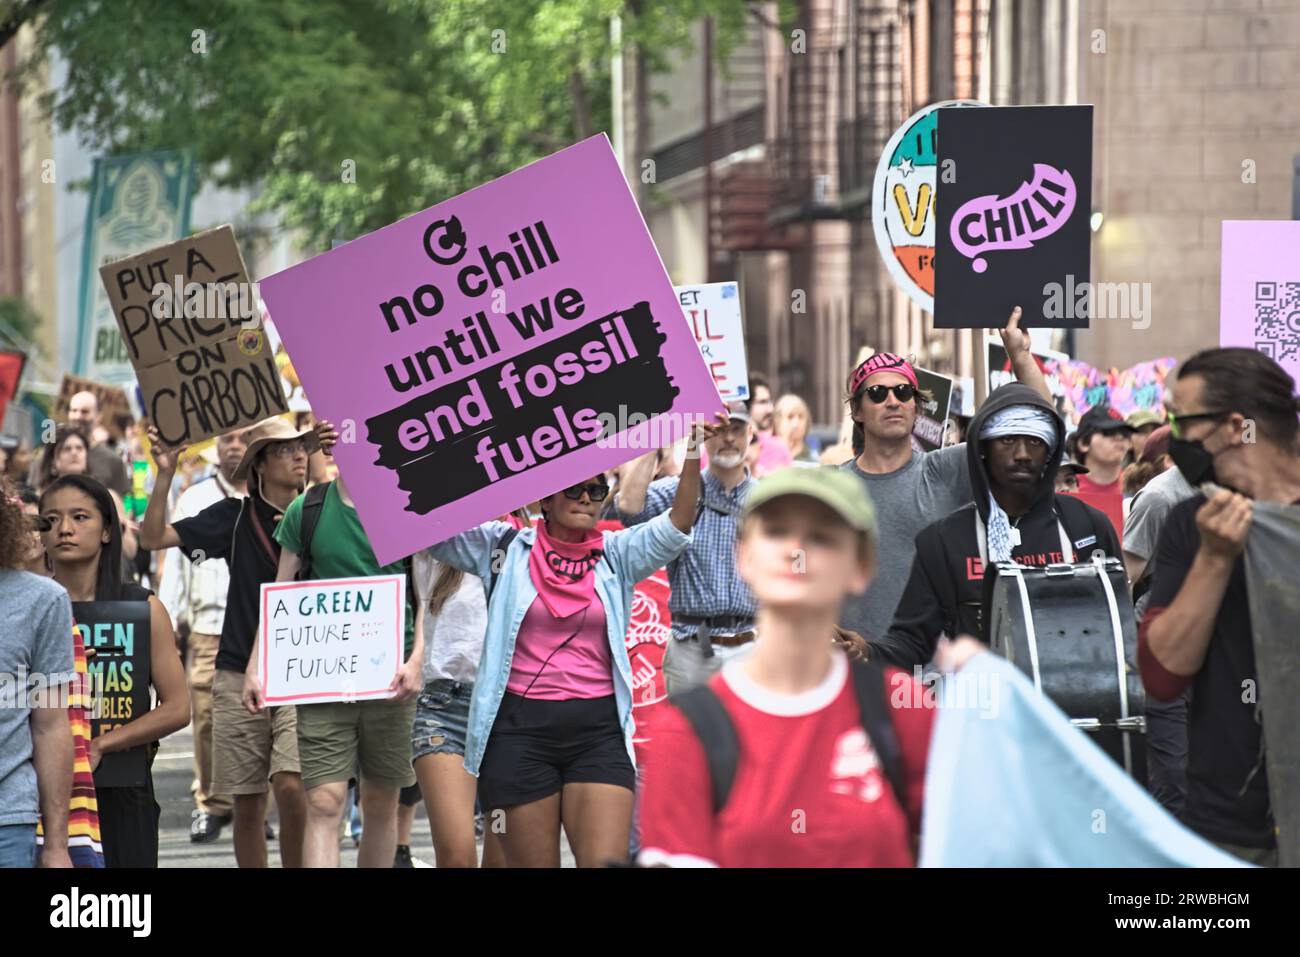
[872,383,1122,669]
[616,405,769,692]
[158,429,249,843]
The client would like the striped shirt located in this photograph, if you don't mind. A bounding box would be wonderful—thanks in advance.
[37,624,104,868]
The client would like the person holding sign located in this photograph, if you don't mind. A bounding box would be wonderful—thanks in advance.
[637,467,933,867]
[141,416,337,868]
[426,415,724,867]
[245,473,423,870]
[40,474,189,868]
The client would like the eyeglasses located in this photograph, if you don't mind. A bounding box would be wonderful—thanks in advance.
[1166,409,1231,440]
[863,383,917,404]
[562,482,609,501]
[268,439,316,459]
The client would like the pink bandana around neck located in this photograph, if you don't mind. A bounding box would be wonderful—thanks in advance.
[529,520,605,619]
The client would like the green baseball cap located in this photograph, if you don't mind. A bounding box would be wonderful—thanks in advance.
[1126,409,1163,431]
[743,466,876,535]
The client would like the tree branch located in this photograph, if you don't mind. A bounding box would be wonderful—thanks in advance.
[0,0,50,51]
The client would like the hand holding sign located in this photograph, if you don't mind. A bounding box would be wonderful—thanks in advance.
[388,655,423,701]
[998,307,1030,357]
[312,419,341,455]
[146,424,187,474]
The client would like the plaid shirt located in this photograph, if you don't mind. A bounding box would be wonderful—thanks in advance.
[616,470,758,639]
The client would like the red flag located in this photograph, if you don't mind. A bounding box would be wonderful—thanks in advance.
[0,350,26,428]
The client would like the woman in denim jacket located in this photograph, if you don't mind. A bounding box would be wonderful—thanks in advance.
[428,418,720,867]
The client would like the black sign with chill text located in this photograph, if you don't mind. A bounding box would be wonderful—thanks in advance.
[935,105,1093,329]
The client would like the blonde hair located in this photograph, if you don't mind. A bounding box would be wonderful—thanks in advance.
[773,394,811,448]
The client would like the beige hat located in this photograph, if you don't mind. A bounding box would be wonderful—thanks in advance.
[232,417,320,482]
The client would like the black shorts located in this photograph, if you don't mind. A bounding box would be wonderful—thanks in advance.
[477,693,635,810]
[96,776,160,868]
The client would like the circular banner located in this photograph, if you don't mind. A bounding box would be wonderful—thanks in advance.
[871,99,986,314]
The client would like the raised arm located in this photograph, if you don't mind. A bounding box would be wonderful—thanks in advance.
[668,413,729,534]
[139,426,185,551]
[1143,491,1248,686]
[613,448,661,517]
[1000,307,1053,405]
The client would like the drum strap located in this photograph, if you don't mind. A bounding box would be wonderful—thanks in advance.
[975,511,1075,566]
[1093,555,1134,775]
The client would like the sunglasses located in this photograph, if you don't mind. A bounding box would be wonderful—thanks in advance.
[1166,409,1231,440]
[268,438,318,458]
[562,482,610,502]
[863,383,917,404]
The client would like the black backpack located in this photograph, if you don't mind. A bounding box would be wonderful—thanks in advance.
[670,657,910,820]
[297,481,417,620]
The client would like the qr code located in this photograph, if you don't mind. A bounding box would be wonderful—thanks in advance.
[1253,281,1300,364]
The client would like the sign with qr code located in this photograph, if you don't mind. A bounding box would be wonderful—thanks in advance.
[1220,221,1300,390]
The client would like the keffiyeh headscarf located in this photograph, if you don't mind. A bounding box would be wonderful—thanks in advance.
[979,406,1058,562]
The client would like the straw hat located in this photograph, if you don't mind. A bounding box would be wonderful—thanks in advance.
[232,417,320,482]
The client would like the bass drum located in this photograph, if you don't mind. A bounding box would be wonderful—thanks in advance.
[981,557,1147,783]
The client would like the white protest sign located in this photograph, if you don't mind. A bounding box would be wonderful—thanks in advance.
[258,575,404,706]
[676,281,749,401]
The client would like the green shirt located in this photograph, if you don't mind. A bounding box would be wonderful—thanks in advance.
[275,483,415,656]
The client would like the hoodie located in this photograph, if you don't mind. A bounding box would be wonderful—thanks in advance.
[872,383,1122,670]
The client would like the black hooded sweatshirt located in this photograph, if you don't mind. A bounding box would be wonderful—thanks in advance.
[872,382,1121,670]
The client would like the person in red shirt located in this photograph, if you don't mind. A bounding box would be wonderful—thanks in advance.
[638,467,933,867]
[1067,404,1133,545]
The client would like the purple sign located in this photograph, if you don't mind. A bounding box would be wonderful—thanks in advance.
[1220,221,1300,391]
[259,135,723,564]
[950,164,1077,274]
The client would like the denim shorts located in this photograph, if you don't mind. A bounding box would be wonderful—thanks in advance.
[411,679,473,761]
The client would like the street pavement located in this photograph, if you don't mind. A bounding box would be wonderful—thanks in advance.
[154,722,576,867]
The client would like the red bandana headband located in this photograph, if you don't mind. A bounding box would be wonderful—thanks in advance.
[850,352,919,395]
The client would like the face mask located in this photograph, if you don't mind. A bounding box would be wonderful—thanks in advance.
[1168,436,1217,487]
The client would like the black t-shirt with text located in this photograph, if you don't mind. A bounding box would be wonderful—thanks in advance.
[172,494,282,674]
[1147,494,1271,849]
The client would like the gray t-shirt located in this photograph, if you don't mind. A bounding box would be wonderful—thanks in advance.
[1123,466,1196,619]
[838,445,971,643]
[0,570,75,827]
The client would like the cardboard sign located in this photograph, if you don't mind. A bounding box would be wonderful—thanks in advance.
[935,106,1093,329]
[258,135,723,565]
[912,366,954,452]
[98,225,288,446]
[1220,221,1300,390]
[676,281,749,401]
[871,100,985,314]
[73,601,152,788]
[259,576,405,706]
[54,374,133,438]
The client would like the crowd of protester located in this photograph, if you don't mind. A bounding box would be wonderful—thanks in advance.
[1,313,1295,869]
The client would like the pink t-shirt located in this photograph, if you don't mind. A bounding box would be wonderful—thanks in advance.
[506,595,613,700]
[753,431,794,476]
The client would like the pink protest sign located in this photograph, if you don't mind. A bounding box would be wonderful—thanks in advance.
[1220,221,1300,390]
[258,135,723,564]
